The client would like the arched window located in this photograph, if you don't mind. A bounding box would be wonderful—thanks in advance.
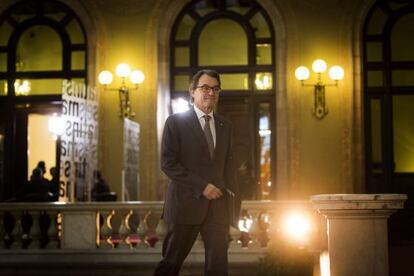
[170,0,275,199]
[0,0,87,200]
[363,1,414,195]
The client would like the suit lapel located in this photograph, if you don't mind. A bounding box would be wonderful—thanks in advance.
[184,108,212,159]
[214,114,227,161]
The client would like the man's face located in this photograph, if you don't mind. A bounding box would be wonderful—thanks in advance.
[190,74,220,114]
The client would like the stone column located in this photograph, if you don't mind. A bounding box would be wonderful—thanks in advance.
[310,194,407,276]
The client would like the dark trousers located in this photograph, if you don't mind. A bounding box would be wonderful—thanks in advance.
[153,221,229,276]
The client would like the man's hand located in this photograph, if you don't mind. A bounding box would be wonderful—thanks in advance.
[202,183,223,200]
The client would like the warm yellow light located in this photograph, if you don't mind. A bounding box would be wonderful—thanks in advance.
[171,97,190,114]
[238,217,253,232]
[98,70,113,85]
[116,63,131,78]
[282,212,311,243]
[320,251,331,276]
[312,59,327,73]
[130,70,145,84]
[14,79,31,95]
[295,66,310,81]
[328,65,344,80]
[48,114,64,137]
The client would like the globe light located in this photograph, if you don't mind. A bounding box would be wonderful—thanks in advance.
[312,59,327,73]
[130,70,145,84]
[329,65,344,80]
[116,63,131,78]
[295,66,310,81]
[98,70,113,85]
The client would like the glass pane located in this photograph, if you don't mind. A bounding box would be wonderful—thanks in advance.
[0,124,4,192]
[0,53,6,72]
[11,14,33,24]
[28,114,57,181]
[199,19,247,66]
[366,8,387,35]
[174,75,189,91]
[391,14,414,62]
[370,99,382,168]
[17,25,62,71]
[393,95,414,173]
[366,42,382,62]
[255,72,273,90]
[250,12,271,38]
[0,21,13,46]
[367,71,383,87]
[388,2,410,11]
[66,18,84,44]
[71,78,86,85]
[221,74,248,90]
[194,1,217,16]
[44,11,66,21]
[226,0,254,15]
[228,6,250,15]
[71,51,85,70]
[258,103,271,199]
[256,44,272,65]
[15,79,64,96]
[175,14,195,40]
[392,70,414,86]
[175,47,190,67]
[0,80,6,95]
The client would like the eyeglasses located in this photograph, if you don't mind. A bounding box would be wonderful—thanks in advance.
[196,84,221,94]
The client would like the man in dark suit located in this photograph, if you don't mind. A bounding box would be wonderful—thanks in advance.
[154,69,238,276]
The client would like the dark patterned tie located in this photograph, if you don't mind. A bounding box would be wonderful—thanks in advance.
[203,115,214,159]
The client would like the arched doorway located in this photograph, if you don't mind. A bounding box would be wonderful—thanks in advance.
[0,0,87,200]
[169,0,276,200]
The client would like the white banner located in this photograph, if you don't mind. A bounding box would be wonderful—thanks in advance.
[123,118,140,201]
[60,80,99,202]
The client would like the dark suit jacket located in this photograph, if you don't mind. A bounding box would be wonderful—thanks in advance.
[161,108,238,225]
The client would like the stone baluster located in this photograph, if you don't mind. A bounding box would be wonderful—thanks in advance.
[10,211,23,249]
[247,210,261,249]
[192,233,204,250]
[46,211,59,249]
[28,211,41,249]
[117,210,133,249]
[229,225,241,249]
[136,211,149,249]
[154,218,167,249]
[99,210,115,249]
[266,210,279,248]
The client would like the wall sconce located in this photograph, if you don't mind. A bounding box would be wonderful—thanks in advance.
[295,59,344,119]
[98,63,144,119]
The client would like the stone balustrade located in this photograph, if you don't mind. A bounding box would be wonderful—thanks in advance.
[0,200,317,251]
[0,195,407,275]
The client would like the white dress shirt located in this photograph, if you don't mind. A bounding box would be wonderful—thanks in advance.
[193,105,216,148]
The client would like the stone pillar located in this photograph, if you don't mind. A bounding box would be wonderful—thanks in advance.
[61,209,97,249]
[310,194,407,276]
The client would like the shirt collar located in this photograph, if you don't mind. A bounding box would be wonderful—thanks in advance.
[193,105,214,120]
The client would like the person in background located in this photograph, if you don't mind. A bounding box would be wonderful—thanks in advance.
[15,168,52,202]
[36,161,49,183]
[48,166,60,201]
[91,170,116,201]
